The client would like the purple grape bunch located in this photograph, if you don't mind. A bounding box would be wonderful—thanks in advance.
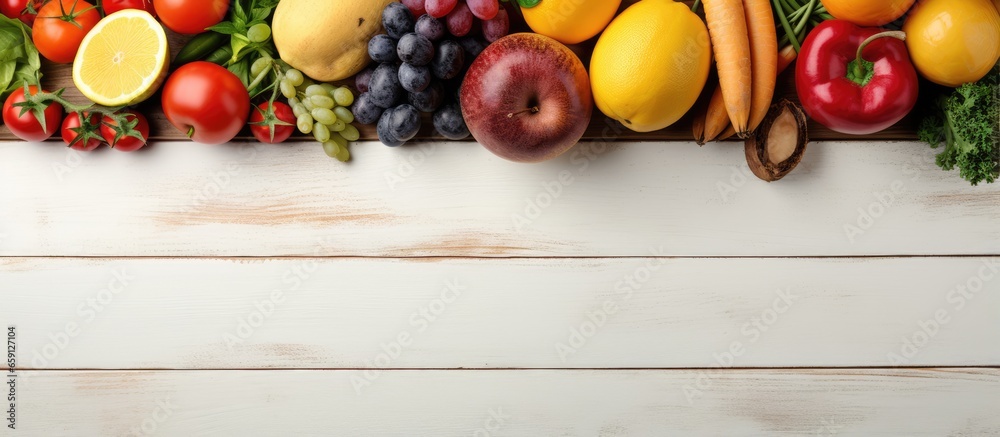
[352,0,510,147]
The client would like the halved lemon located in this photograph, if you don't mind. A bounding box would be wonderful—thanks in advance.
[72,10,168,106]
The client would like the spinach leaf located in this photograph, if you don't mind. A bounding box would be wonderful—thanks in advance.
[0,14,40,98]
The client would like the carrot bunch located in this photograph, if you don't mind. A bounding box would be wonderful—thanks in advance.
[694,0,833,144]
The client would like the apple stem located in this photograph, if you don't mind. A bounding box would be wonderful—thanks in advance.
[507,106,540,118]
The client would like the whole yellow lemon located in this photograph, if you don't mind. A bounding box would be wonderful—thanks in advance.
[903,0,1000,87]
[590,0,711,132]
[522,0,622,45]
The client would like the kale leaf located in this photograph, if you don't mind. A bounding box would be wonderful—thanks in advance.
[919,66,1000,186]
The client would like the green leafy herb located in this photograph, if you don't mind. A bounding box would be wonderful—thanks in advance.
[918,66,999,186]
[228,56,251,87]
[207,0,277,65]
[0,14,41,99]
[202,0,283,97]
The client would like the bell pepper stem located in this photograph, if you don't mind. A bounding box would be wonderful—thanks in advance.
[855,31,907,66]
[850,31,907,86]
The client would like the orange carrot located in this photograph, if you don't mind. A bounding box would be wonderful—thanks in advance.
[717,124,737,141]
[703,0,752,135]
[742,0,777,135]
[712,45,798,141]
[693,107,707,144]
[776,44,797,75]
[702,86,729,142]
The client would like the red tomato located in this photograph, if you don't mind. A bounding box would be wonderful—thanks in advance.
[32,0,101,64]
[2,85,64,142]
[161,62,250,145]
[102,0,156,17]
[249,102,295,144]
[0,0,25,19]
[61,112,104,151]
[1,0,42,26]
[101,111,150,152]
[153,0,228,35]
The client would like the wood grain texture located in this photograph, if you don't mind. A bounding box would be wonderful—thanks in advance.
[13,369,1000,435]
[0,0,920,143]
[0,140,996,257]
[0,3,992,431]
[3,257,997,369]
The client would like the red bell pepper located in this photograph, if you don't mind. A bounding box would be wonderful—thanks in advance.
[795,20,919,135]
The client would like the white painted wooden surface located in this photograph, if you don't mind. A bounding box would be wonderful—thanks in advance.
[13,369,1000,436]
[1,141,997,257]
[2,257,998,369]
[2,140,998,435]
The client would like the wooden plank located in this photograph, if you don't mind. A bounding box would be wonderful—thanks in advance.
[3,257,997,369]
[0,140,996,257]
[10,369,1000,435]
[0,0,920,143]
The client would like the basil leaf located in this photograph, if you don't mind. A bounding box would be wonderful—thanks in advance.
[0,14,38,98]
[230,35,250,63]
[22,24,38,71]
[232,0,248,25]
[208,21,239,35]
[253,0,280,9]
[228,58,251,88]
[0,61,15,96]
[0,27,26,61]
[250,7,271,24]
[517,0,541,7]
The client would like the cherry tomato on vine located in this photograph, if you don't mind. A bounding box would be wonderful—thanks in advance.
[102,0,156,17]
[32,0,101,64]
[61,112,104,151]
[1,0,42,26]
[153,0,228,35]
[249,102,295,144]
[161,62,250,145]
[101,111,150,152]
[2,85,64,142]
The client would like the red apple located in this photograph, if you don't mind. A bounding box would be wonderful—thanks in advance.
[460,33,593,163]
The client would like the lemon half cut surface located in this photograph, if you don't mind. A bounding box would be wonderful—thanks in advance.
[73,10,168,106]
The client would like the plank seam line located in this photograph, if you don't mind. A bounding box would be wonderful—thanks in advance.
[2,254,998,261]
[15,366,1000,372]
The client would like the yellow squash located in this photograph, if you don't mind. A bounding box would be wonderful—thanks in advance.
[522,0,622,45]
[272,0,394,82]
[590,0,711,132]
[903,0,1000,87]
